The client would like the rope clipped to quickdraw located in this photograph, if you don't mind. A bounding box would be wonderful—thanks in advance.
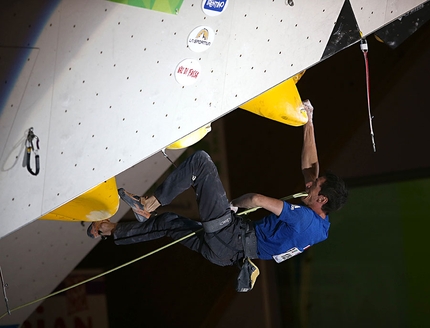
[0,189,307,319]
[161,148,177,168]
[25,127,40,175]
[360,38,377,152]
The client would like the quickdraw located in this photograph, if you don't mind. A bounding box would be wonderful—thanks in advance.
[25,127,40,176]
[360,38,377,152]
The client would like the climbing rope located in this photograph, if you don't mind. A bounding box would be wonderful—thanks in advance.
[0,231,199,319]
[0,191,306,319]
[360,38,377,152]
[0,267,10,316]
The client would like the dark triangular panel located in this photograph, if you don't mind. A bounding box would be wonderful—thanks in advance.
[321,0,361,60]
[374,1,430,49]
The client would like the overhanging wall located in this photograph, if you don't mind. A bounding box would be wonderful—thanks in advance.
[1,0,425,238]
[0,0,427,325]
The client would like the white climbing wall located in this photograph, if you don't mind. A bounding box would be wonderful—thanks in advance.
[0,0,427,325]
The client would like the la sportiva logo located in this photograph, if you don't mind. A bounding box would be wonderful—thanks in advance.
[188,26,215,52]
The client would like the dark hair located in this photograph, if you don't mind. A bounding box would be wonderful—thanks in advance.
[319,171,348,214]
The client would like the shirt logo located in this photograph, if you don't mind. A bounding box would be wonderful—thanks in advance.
[290,204,301,210]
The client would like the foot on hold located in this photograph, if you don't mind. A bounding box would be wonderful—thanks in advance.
[118,188,159,222]
[87,219,116,239]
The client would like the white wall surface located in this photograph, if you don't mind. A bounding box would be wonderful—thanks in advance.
[0,0,427,325]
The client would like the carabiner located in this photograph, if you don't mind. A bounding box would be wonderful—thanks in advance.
[360,38,368,53]
[26,128,40,176]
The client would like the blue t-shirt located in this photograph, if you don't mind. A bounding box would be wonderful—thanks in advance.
[254,201,330,261]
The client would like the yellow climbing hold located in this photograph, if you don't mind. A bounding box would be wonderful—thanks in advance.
[240,72,308,127]
[40,177,119,222]
[166,124,212,150]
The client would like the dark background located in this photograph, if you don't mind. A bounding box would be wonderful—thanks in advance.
[77,18,430,328]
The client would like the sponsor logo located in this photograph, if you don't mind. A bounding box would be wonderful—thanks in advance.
[219,217,231,226]
[190,28,211,46]
[174,59,201,86]
[201,0,228,16]
[188,26,215,52]
[176,66,200,78]
[273,247,303,263]
[204,0,226,11]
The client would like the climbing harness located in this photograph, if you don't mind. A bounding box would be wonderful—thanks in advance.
[202,213,232,233]
[25,127,40,175]
[360,38,377,152]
